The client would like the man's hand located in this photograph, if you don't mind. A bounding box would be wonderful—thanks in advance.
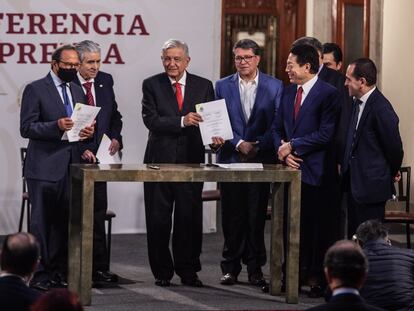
[109,139,120,156]
[57,117,74,131]
[81,149,96,163]
[183,112,203,127]
[79,120,95,140]
[210,136,225,151]
[285,153,303,169]
[278,140,292,161]
[238,141,258,161]
[394,170,402,183]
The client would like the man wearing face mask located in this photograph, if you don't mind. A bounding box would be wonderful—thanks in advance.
[20,44,95,291]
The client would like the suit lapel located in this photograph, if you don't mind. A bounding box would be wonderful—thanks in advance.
[293,79,320,133]
[183,73,198,114]
[248,73,265,124]
[160,73,180,115]
[230,73,247,124]
[45,73,67,116]
[352,89,376,147]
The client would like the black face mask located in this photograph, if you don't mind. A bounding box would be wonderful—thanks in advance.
[57,67,77,82]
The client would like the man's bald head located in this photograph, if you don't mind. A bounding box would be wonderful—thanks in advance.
[1,232,39,276]
[324,240,368,289]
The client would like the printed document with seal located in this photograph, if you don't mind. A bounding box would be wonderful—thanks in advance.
[61,103,100,142]
[196,99,233,145]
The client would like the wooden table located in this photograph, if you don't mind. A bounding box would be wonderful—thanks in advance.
[68,164,301,305]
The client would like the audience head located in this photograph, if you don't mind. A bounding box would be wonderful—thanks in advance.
[355,219,391,246]
[286,44,319,85]
[75,40,101,80]
[324,240,368,290]
[30,289,83,311]
[232,39,261,80]
[161,39,190,82]
[51,44,80,83]
[1,232,39,278]
[292,36,323,65]
[345,58,377,98]
[322,42,343,70]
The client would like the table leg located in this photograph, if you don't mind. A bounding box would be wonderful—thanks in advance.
[68,173,94,305]
[270,182,284,296]
[286,175,301,303]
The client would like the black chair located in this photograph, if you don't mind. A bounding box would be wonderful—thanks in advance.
[202,149,221,202]
[384,166,414,248]
[18,147,116,263]
[18,147,30,232]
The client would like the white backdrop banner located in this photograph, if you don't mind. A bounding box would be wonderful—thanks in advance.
[0,0,222,234]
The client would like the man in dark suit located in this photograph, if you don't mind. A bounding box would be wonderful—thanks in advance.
[215,39,283,287]
[141,39,215,287]
[74,40,123,284]
[322,42,343,71]
[20,44,94,290]
[342,58,403,237]
[292,37,350,242]
[305,240,386,311]
[273,44,340,296]
[0,232,42,311]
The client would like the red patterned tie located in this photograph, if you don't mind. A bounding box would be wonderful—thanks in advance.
[174,82,183,111]
[293,86,303,120]
[83,82,95,106]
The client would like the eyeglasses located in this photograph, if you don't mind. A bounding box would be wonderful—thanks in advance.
[234,55,256,64]
[161,56,185,64]
[59,60,80,69]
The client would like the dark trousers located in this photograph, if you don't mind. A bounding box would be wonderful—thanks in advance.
[93,182,108,272]
[220,182,269,277]
[27,175,69,281]
[347,191,385,239]
[144,182,203,280]
[299,182,331,286]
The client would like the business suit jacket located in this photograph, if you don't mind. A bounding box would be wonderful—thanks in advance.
[20,73,86,181]
[0,275,41,311]
[75,71,123,154]
[215,71,283,164]
[273,78,341,186]
[343,88,403,204]
[142,72,215,164]
[306,293,386,311]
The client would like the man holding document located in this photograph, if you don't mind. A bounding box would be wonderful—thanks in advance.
[74,40,123,284]
[214,39,283,288]
[20,44,95,290]
[141,39,215,287]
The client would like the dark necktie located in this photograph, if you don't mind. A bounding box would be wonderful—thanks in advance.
[342,98,363,173]
[83,82,95,106]
[61,83,72,116]
[174,82,183,111]
[293,86,303,120]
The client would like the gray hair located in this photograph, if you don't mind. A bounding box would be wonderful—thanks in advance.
[75,40,101,62]
[162,39,189,57]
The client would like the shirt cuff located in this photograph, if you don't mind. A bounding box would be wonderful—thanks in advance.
[181,117,185,128]
[236,139,244,151]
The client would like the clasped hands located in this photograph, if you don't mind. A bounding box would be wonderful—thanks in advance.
[278,140,302,169]
[57,117,95,140]
[238,141,258,162]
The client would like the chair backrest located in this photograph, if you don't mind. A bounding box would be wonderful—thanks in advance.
[396,166,411,213]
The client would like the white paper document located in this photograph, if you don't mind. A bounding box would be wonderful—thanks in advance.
[216,163,263,169]
[61,103,101,142]
[96,134,121,164]
[196,99,233,145]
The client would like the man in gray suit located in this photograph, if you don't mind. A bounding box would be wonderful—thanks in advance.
[20,44,94,290]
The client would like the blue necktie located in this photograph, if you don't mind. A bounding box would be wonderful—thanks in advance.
[342,98,362,173]
[61,83,73,117]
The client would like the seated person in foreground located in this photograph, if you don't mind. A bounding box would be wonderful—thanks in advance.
[355,219,414,311]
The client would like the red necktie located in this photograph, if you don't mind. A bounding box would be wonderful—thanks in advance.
[83,82,95,106]
[293,86,303,120]
[174,82,183,111]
